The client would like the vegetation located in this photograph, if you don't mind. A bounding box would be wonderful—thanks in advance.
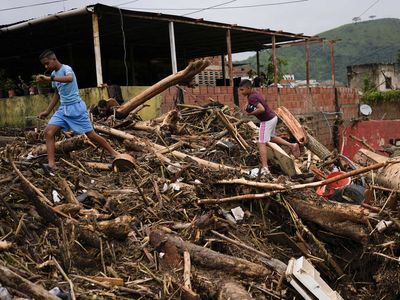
[362,90,400,104]
[240,18,400,84]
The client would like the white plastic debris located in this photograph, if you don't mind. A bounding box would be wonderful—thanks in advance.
[0,283,12,300]
[52,190,62,203]
[162,183,169,193]
[91,179,95,184]
[167,163,181,173]
[26,152,34,160]
[286,256,343,300]
[231,206,245,221]
[249,167,260,178]
[220,209,237,224]
[375,220,393,233]
[193,179,202,185]
[159,252,165,258]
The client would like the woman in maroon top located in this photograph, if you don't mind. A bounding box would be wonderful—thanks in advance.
[239,79,300,176]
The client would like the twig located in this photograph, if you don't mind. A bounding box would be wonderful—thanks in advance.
[53,257,76,300]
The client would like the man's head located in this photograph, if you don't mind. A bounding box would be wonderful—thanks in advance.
[39,50,58,71]
[239,79,252,96]
[98,99,108,115]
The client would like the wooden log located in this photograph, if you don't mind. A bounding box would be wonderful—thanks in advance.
[160,109,180,132]
[95,215,134,240]
[58,178,81,206]
[149,230,271,278]
[94,125,244,173]
[356,149,400,190]
[217,178,286,190]
[275,106,308,144]
[31,135,88,156]
[0,264,60,300]
[305,132,332,161]
[116,59,210,118]
[286,197,369,243]
[218,281,253,300]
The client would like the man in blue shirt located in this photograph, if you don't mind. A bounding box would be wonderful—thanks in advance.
[37,49,119,171]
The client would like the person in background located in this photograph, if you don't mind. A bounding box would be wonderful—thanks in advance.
[91,98,119,119]
[239,79,300,176]
[36,49,119,172]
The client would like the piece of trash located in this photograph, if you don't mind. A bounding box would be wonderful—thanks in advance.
[220,209,237,224]
[76,192,88,202]
[162,183,169,193]
[159,252,165,258]
[376,220,393,233]
[166,164,182,173]
[249,167,260,178]
[193,179,202,185]
[52,190,62,203]
[91,179,95,184]
[286,256,343,300]
[0,283,12,300]
[26,152,35,160]
[48,287,71,300]
[231,206,245,221]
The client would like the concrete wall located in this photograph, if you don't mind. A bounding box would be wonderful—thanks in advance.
[348,63,400,91]
[0,86,161,127]
[161,86,360,148]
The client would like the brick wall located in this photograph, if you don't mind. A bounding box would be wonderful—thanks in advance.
[161,86,360,148]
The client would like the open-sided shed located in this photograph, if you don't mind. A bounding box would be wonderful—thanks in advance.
[0,3,314,88]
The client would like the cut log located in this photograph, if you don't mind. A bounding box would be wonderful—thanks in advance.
[0,264,60,300]
[218,280,253,300]
[286,197,369,243]
[31,135,88,156]
[356,148,400,190]
[149,230,271,278]
[275,106,308,144]
[305,132,332,161]
[58,178,81,206]
[116,59,210,118]
[266,142,301,176]
[95,215,134,240]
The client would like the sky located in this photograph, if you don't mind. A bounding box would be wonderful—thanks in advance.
[1,0,399,59]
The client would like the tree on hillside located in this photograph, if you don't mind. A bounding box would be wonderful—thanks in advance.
[397,50,400,64]
[266,55,288,85]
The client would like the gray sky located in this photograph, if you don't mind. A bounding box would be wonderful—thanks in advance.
[1,0,399,59]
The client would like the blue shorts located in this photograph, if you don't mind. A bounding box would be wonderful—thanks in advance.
[49,101,93,134]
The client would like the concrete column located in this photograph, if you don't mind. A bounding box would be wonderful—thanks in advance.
[256,50,260,76]
[92,13,103,86]
[169,21,178,74]
[221,54,226,86]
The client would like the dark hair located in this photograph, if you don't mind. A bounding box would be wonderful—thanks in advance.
[239,79,252,87]
[98,99,107,108]
[39,49,55,60]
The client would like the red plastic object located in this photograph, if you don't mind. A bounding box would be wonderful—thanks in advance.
[316,171,351,199]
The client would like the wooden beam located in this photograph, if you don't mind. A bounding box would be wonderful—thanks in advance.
[272,35,278,85]
[226,29,233,87]
[169,21,178,74]
[92,13,103,86]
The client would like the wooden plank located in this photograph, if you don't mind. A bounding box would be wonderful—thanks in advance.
[267,142,301,176]
[275,106,307,144]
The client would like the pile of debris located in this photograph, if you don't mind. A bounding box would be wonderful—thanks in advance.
[0,61,400,299]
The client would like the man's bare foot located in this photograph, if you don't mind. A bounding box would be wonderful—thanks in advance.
[291,143,300,158]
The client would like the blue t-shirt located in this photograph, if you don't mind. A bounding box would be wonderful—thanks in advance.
[51,64,82,105]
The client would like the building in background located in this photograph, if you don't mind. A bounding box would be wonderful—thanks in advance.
[347,63,400,91]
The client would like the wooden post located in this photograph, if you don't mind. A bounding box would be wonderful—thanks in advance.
[329,40,335,87]
[169,21,178,74]
[92,13,103,86]
[221,54,226,86]
[305,42,310,87]
[226,29,233,87]
[272,35,278,85]
[256,50,260,76]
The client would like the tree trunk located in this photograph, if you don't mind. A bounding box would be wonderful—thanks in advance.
[275,106,308,144]
[286,197,369,243]
[305,132,332,161]
[356,148,400,190]
[116,59,210,118]
[0,264,60,300]
[32,135,88,156]
[218,281,253,300]
[149,230,271,278]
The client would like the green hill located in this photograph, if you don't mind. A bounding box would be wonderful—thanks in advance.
[242,18,400,84]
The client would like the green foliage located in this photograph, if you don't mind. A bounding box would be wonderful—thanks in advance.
[362,75,376,93]
[240,18,400,84]
[362,90,400,104]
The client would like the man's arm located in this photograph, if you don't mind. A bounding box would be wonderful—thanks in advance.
[246,102,265,116]
[36,74,73,83]
[38,91,60,119]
